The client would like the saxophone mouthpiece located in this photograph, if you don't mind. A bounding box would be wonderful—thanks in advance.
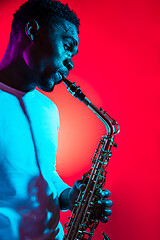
[63,78,86,102]
[62,78,72,88]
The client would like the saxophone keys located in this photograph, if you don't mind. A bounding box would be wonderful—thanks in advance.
[102,232,110,240]
[111,142,117,148]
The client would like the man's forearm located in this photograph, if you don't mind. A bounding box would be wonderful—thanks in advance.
[59,188,72,211]
[59,181,85,211]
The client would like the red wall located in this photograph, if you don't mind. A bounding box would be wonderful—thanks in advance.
[0,0,160,239]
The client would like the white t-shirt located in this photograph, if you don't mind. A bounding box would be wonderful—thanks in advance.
[0,82,69,240]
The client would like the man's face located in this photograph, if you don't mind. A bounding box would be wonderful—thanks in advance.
[24,19,79,92]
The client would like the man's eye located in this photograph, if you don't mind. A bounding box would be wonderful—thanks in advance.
[64,43,72,52]
[64,44,69,50]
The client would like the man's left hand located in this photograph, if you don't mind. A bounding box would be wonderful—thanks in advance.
[95,189,113,223]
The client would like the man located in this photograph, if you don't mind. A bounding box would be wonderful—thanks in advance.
[0,0,113,239]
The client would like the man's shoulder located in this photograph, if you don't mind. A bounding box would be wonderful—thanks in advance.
[34,89,58,112]
[0,88,19,102]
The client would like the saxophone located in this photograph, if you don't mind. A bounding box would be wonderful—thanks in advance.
[62,78,120,240]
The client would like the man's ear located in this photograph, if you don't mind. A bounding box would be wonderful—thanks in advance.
[25,19,39,41]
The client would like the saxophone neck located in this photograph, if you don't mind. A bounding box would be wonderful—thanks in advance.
[63,78,120,136]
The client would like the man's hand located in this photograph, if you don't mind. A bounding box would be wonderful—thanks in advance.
[95,189,113,223]
[60,180,113,223]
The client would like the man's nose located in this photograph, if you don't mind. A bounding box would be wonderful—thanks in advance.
[63,58,74,71]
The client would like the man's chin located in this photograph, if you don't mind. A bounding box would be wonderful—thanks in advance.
[37,78,56,92]
[36,82,55,92]
[47,85,55,92]
[40,85,55,92]
[38,73,63,92]
[55,79,63,85]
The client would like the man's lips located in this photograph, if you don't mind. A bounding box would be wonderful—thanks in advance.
[43,70,68,85]
[56,72,62,80]
[59,70,69,79]
[56,71,68,83]
[55,72,63,85]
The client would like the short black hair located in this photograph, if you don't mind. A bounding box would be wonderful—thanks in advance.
[11,0,80,39]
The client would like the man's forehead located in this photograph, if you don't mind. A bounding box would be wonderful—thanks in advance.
[53,19,79,44]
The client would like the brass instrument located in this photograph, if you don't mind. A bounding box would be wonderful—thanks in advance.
[63,78,120,240]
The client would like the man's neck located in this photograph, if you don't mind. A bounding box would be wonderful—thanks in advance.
[0,56,37,92]
[0,37,38,92]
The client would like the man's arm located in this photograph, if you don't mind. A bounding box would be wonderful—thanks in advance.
[59,188,71,210]
[59,180,85,211]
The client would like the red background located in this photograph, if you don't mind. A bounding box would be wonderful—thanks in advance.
[0,0,160,239]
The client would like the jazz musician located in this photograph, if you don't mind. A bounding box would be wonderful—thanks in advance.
[0,0,113,239]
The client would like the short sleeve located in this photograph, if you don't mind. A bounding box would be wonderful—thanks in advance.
[51,171,70,197]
